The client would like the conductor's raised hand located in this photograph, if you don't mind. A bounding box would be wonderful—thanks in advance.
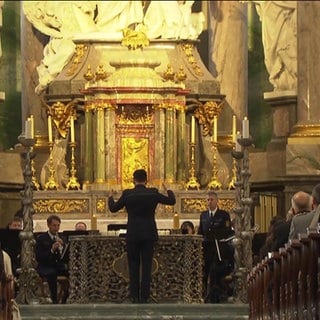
[162,182,168,192]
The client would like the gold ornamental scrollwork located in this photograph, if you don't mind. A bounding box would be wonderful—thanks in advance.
[181,198,235,214]
[96,198,106,214]
[66,44,88,76]
[33,199,89,214]
[121,27,150,50]
[119,105,152,125]
[43,100,78,139]
[194,101,224,137]
[181,43,204,77]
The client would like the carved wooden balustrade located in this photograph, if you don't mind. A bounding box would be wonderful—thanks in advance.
[67,235,203,303]
[248,232,320,320]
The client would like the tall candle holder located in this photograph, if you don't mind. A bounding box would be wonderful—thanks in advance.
[44,142,59,190]
[16,136,43,304]
[30,146,40,190]
[185,142,200,190]
[228,149,237,190]
[66,141,80,190]
[235,137,254,303]
[207,141,222,190]
[231,148,245,302]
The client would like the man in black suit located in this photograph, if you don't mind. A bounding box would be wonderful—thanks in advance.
[108,169,176,303]
[198,191,234,303]
[35,214,69,304]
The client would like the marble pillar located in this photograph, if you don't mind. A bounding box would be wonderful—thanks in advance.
[286,2,320,176]
[83,108,93,185]
[165,105,175,184]
[208,1,247,136]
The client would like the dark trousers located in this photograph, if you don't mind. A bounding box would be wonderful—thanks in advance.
[203,242,233,303]
[126,240,155,302]
[38,263,68,304]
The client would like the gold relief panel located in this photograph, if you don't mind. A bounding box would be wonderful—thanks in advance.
[34,199,89,214]
[96,198,106,214]
[181,198,235,214]
[121,137,149,189]
[118,105,153,125]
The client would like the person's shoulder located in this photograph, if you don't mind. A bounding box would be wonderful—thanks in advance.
[294,210,314,219]
[217,209,230,216]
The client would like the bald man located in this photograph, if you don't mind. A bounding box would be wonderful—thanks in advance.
[288,190,313,240]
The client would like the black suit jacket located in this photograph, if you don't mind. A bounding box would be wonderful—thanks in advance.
[198,209,234,261]
[35,232,68,275]
[198,209,233,241]
[108,185,176,241]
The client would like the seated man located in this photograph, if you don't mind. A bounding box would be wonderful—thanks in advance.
[74,221,87,231]
[35,214,69,304]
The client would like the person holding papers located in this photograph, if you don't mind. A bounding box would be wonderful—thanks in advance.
[198,191,234,303]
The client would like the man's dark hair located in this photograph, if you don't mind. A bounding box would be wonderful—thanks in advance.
[47,214,61,224]
[133,169,147,183]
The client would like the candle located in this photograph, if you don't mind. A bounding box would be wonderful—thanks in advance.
[91,214,97,230]
[191,116,195,144]
[235,131,242,152]
[48,115,53,143]
[242,116,249,139]
[213,115,217,142]
[70,116,75,143]
[173,212,180,230]
[232,115,236,143]
[25,117,32,139]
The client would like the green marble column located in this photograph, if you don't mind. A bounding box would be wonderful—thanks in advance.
[83,106,93,185]
[153,104,166,186]
[104,104,117,187]
[165,104,175,183]
[176,104,186,184]
[95,104,105,183]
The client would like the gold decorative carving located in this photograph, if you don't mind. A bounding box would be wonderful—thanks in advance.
[194,101,224,137]
[181,43,204,77]
[66,44,88,76]
[176,65,187,82]
[95,64,107,81]
[119,105,152,125]
[121,27,149,50]
[83,64,94,82]
[181,198,235,214]
[44,100,78,139]
[163,64,175,81]
[121,137,148,189]
[33,199,89,214]
[96,198,106,214]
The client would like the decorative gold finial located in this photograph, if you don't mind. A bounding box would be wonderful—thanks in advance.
[95,65,107,81]
[84,64,94,81]
[176,66,187,82]
[163,64,175,81]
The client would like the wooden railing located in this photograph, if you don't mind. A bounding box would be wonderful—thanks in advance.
[248,232,320,320]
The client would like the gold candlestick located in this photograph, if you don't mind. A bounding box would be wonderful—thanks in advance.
[66,142,80,190]
[44,142,59,190]
[207,141,222,190]
[185,142,200,190]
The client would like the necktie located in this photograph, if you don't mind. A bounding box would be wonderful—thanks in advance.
[210,211,213,218]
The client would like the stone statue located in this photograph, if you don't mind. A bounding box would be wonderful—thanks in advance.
[23,1,205,93]
[144,1,204,40]
[22,1,97,93]
[254,1,297,91]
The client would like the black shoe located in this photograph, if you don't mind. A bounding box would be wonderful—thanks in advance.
[131,298,139,304]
